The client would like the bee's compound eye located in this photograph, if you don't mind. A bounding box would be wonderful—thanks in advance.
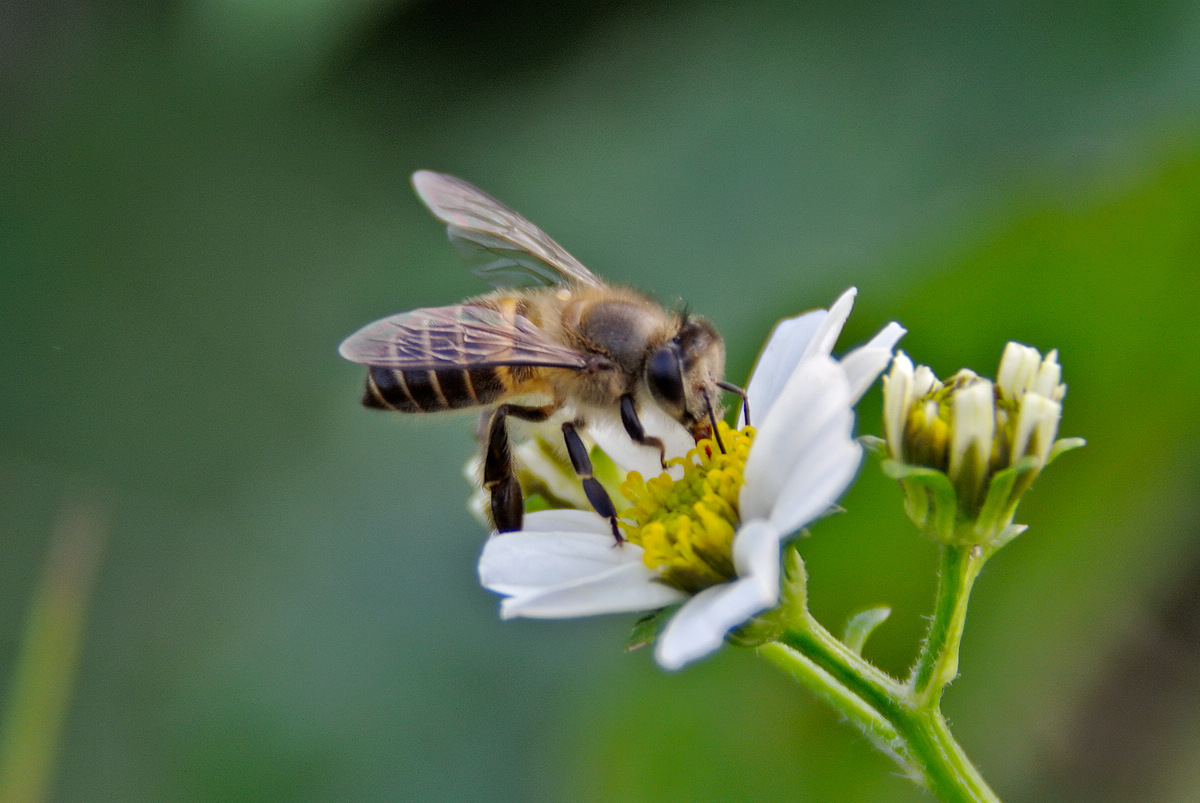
[646,342,685,410]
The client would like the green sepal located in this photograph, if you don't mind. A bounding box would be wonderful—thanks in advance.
[843,606,892,656]
[972,455,1037,541]
[880,459,937,481]
[729,614,786,647]
[780,545,809,621]
[1047,437,1086,465]
[882,460,959,541]
[625,605,680,652]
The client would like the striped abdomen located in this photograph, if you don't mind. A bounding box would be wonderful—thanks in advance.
[362,365,507,413]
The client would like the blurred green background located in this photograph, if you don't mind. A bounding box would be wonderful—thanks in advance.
[3,1,1200,800]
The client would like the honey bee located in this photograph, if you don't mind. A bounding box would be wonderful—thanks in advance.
[339,171,746,541]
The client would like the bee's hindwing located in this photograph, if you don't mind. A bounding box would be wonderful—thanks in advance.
[412,170,604,289]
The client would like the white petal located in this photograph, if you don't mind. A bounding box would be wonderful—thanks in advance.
[520,508,613,535]
[655,523,783,671]
[654,586,731,669]
[466,486,491,528]
[740,356,856,527]
[588,419,661,479]
[808,288,857,359]
[478,528,685,618]
[499,562,685,618]
[740,288,858,426]
[840,321,906,404]
[636,403,697,462]
[767,434,862,537]
[512,439,591,510]
[479,526,623,590]
[731,519,785,599]
[587,407,692,480]
[742,309,828,427]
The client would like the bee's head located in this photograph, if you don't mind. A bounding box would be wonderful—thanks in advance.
[645,318,727,442]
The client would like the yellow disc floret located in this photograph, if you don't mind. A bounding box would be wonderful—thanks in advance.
[620,422,755,594]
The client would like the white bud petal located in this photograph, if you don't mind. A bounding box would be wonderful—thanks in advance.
[949,380,995,498]
[912,364,940,398]
[882,352,915,461]
[1013,393,1062,467]
[997,342,1041,398]
[1033,349,1063,400]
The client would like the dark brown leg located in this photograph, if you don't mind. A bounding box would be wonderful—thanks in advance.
[561,422,624,544]
[618,394,667,468]
[484,404,555,533]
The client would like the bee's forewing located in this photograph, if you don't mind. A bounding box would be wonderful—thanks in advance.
[338,304,590,370]
[412,171,604,289]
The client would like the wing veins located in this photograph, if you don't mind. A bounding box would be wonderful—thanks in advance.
[412,171,603,288]
[339,305,590,372]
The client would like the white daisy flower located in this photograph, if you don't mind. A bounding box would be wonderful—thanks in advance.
[478,288,905,670]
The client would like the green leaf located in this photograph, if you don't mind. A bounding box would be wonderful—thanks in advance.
[842,606,893,656]
[859,434,888,455]
[1047,437,1087,465]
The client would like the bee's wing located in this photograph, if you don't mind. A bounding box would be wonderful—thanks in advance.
[412,171,604,289]
[338,304,591,371]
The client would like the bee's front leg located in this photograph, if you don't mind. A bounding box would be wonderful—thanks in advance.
[561,421,624,545]
[618,394,667,469]
[484,404,555,533]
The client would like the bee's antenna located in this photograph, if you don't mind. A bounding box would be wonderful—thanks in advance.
[716,380,750,427]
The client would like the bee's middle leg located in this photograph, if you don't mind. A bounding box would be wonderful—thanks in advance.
[484,404,555,533]
[561,421,624,544]
[619,394,667,468]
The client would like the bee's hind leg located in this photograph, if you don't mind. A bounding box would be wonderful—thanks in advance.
[484,404,555,533]
[561,421,624,545]
[618,394,667,469]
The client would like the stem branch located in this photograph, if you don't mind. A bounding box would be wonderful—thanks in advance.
[758,543,999,801]
[763,613,999,801]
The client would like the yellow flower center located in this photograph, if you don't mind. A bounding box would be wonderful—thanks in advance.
[619,422,755,594]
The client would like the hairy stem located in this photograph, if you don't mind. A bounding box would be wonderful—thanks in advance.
[909,543,988,707]
[763,611,1000,801]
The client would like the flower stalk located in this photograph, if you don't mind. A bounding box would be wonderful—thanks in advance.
[757,549,1000,802]
[909,543,988,708]
[760,637,999,802]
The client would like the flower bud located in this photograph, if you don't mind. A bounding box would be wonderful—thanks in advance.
[881,344,1083,547]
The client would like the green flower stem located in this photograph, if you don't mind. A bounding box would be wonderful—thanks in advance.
[909,543,988,707]
[757,641,908,775]
[761,612,999,802]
